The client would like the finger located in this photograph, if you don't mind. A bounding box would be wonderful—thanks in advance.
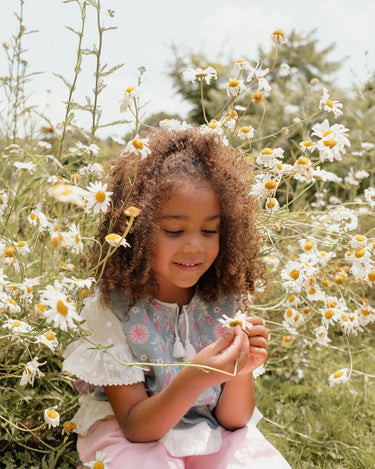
[246,316,264,326]
[210,327,236,354]
[246,325,268,339]
[249,336,268,350]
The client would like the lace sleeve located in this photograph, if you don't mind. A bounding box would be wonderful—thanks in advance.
[62,292,144,386]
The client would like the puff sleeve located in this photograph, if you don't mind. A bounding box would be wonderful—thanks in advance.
[62,292,145,386]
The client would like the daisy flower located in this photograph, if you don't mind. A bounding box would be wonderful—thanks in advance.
[364,187,375,210]
[44,407,60,429]
[87,451,111,469]
[120,86,140,112]
[39,287,81,331]
[238,126,255,141]
[35,330,59,352]
[328,368,349,387]
[27,205,49,232]
[264,198,280,212]
[105,233,131,248]
[159,119,190,131]
[218,310,253,333]
[3,318,33,334]
[49,183,88,207]
[226,78,246,97]
[256,147,284,169]
[271,29,286,44]
[85,181,112,214]
[16,240,30,255]
[122,136,151,160]
[247,62,271,92]
[20,358,46,386]
[283,308,304,328]
[13,161,37,173]
[183,66,217,85]
[311,119,350,163]
[313,326,331,346]
[319,87,343,118]
[233,59,252,75]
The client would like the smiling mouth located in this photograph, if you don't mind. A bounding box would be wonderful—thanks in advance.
[175,262,201,267]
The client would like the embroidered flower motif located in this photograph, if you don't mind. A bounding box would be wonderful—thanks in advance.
[128,323,150,345]
[213,323,227,340]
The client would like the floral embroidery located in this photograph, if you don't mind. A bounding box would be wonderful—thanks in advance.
[213,323,227,340]
[128,323,150,345]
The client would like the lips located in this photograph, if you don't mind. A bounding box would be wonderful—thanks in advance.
[173,261,202,270]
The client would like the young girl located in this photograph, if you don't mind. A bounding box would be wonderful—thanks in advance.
[63,125,291,468]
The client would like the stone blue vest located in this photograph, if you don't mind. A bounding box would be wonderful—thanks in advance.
[105,290,237,427]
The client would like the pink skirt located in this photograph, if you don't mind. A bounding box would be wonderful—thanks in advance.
[78,416,291,468]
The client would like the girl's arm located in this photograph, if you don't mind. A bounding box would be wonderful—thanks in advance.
[214,317,268,430]
[104,326,249,442]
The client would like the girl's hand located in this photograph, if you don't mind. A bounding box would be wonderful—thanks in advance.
[238,316,268,374]
[190,325,249,387]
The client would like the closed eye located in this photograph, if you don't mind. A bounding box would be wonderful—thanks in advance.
[164,230,183,236]
[202,230,219,235]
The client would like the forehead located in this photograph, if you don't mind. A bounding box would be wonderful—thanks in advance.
[160,181,220,217]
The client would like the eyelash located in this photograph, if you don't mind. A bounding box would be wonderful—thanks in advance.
[164,230,218,236]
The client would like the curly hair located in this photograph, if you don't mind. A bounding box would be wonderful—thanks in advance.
[93,125,264,306]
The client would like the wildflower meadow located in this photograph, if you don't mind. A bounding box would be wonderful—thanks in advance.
[1,1,374,468]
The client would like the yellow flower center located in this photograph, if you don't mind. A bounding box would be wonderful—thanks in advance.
[45,332,55,341]
[322,130,332,137]
[12,320,21,327]
[308,288,316,295]
[264,180,277,190]
[64,421,77,432]
[36,303,46,312]
[75,234,80,244]
[325,309,334,319]
[333,371,344,379]
[46,409,58,419]
[289,269,299,280]
[252,91,264,103]
[261,148,273,155]
[56,300,68,316]
[355,248,366,258]
[236,59,245,63]
[132,139,144,150]
[286,309,293,317]
[288,295,295,303]
[95,190,106,203]
[323,139,336,148]
[17,241,26,247]
[126,86,136,93]
[125,206,141,217]
[296,156,310,165]
[266,199,277,209]
[294,313,300,322]
[282,335,293,343]
[8,298,17,306]
[361,308,371,316]
[325,99,334,108]
[368,271,375,282]
[228,320,243,328]
[31,213,36,220]
[106,233,121,242]
[354,235,365,242]
[209,122,218,129]
[304,241,314,250]
[228,79,240,88]
[342,315,348,322]
[322,279,330,287]
[27,286,33,293]
[5,246,15,257]
[303,140,313,147]
[240,126,251,134]
[93,463,105,469]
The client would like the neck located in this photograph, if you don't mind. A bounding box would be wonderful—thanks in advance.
[156,286,194,309]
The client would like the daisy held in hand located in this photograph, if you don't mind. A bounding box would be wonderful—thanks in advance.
[63,126,291,468]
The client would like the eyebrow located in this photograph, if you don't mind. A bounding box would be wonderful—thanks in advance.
[160,214,221,221]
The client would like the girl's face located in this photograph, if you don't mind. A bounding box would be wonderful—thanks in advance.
[153,180,220,306]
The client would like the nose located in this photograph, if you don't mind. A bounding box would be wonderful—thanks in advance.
[182,234,204,253]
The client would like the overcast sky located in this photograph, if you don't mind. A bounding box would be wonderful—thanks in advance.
[1,0,374,138]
